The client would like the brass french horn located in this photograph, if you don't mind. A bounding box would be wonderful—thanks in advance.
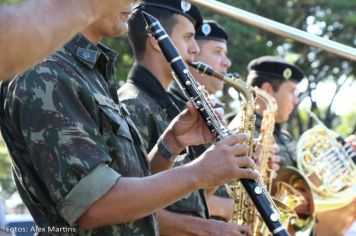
[297,109,356,213]
[272,167,316,235]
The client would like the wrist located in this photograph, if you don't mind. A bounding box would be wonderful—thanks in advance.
[157,136,179,162]
[161,130,184,156]
[182,160,204,190]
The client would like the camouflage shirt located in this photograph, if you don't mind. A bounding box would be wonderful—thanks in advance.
[254,114,297,168]
[168,81,210,159]
[118,65,209,219]
[0,34,158,235]
[168,81,231,217]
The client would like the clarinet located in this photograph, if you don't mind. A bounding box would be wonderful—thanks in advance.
[142,12,289,236]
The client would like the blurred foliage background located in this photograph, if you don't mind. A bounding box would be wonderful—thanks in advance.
[0,0,355,198]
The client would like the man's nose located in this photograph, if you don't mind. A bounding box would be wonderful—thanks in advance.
[223,56,231,69]
[190,39,200,56]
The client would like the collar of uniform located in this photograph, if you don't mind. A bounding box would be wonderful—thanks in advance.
[64,34,118,69]
[98,43,119,65]
[128,64,181,119]
[127,64,167,100]
[168,80,186,101]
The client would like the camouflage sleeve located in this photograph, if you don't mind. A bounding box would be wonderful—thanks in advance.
[7,62,120,225]
[121,98,158,152]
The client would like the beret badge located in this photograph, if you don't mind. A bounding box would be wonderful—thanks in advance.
[181,0,191,12]
[283,68,292,80]
[201,23,212,36]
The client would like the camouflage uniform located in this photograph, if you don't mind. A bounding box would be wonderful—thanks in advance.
[254,113,297,168]
[118,65,209,219]
[168,81,210,159]
[168,80,230,220]
[0,34,158,235]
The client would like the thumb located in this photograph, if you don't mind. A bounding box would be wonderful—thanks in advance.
[186,101,196,113]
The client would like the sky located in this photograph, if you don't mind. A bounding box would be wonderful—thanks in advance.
[298,77,356,116]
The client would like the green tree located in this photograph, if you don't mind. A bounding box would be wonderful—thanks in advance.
[199,0,355,138]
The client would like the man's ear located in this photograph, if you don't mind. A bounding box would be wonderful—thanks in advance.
[261,82,274,94]
[148,36,162,53]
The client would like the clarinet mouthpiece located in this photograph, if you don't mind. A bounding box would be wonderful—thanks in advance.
[141,11,156,26]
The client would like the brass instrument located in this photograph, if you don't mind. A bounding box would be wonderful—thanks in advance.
[188,61,277,226]
[254,87,278,193]
[297,109,356,212]
[189,61,312,235]
[229,75,257,226]
[253,89,307,236]
[230,88,315,236]
[272,167,316,235]
[198,61,259,226]
[189,61,288,231]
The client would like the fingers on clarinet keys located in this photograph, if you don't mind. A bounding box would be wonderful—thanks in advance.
[235,158,260,180]
[221,133,249,145]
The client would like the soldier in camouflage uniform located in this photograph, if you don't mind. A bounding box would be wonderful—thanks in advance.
[0,3,260,235]
[118,1,252,235]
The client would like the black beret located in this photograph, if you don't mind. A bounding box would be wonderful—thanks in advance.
[247,56,305,82]
[195,20,228,43]
[135,0,202,30]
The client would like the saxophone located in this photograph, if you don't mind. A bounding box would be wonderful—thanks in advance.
[254,88,306,235]
[188,60,264,227]
[142,12,289,236]
[222,66,258,226]
[189,61,307,235]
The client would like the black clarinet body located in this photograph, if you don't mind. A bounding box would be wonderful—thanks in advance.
[142,12,289,236]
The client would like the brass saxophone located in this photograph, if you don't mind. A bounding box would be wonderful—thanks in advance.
[253,88,306,235]
[226,70,258,226]
[189,61,308,235]
[188,61,281,228]
[189,61,260,226]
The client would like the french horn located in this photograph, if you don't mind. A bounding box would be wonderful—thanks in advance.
[296,109,356,212]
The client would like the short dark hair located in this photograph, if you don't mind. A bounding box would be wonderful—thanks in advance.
[128,7,178,60]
